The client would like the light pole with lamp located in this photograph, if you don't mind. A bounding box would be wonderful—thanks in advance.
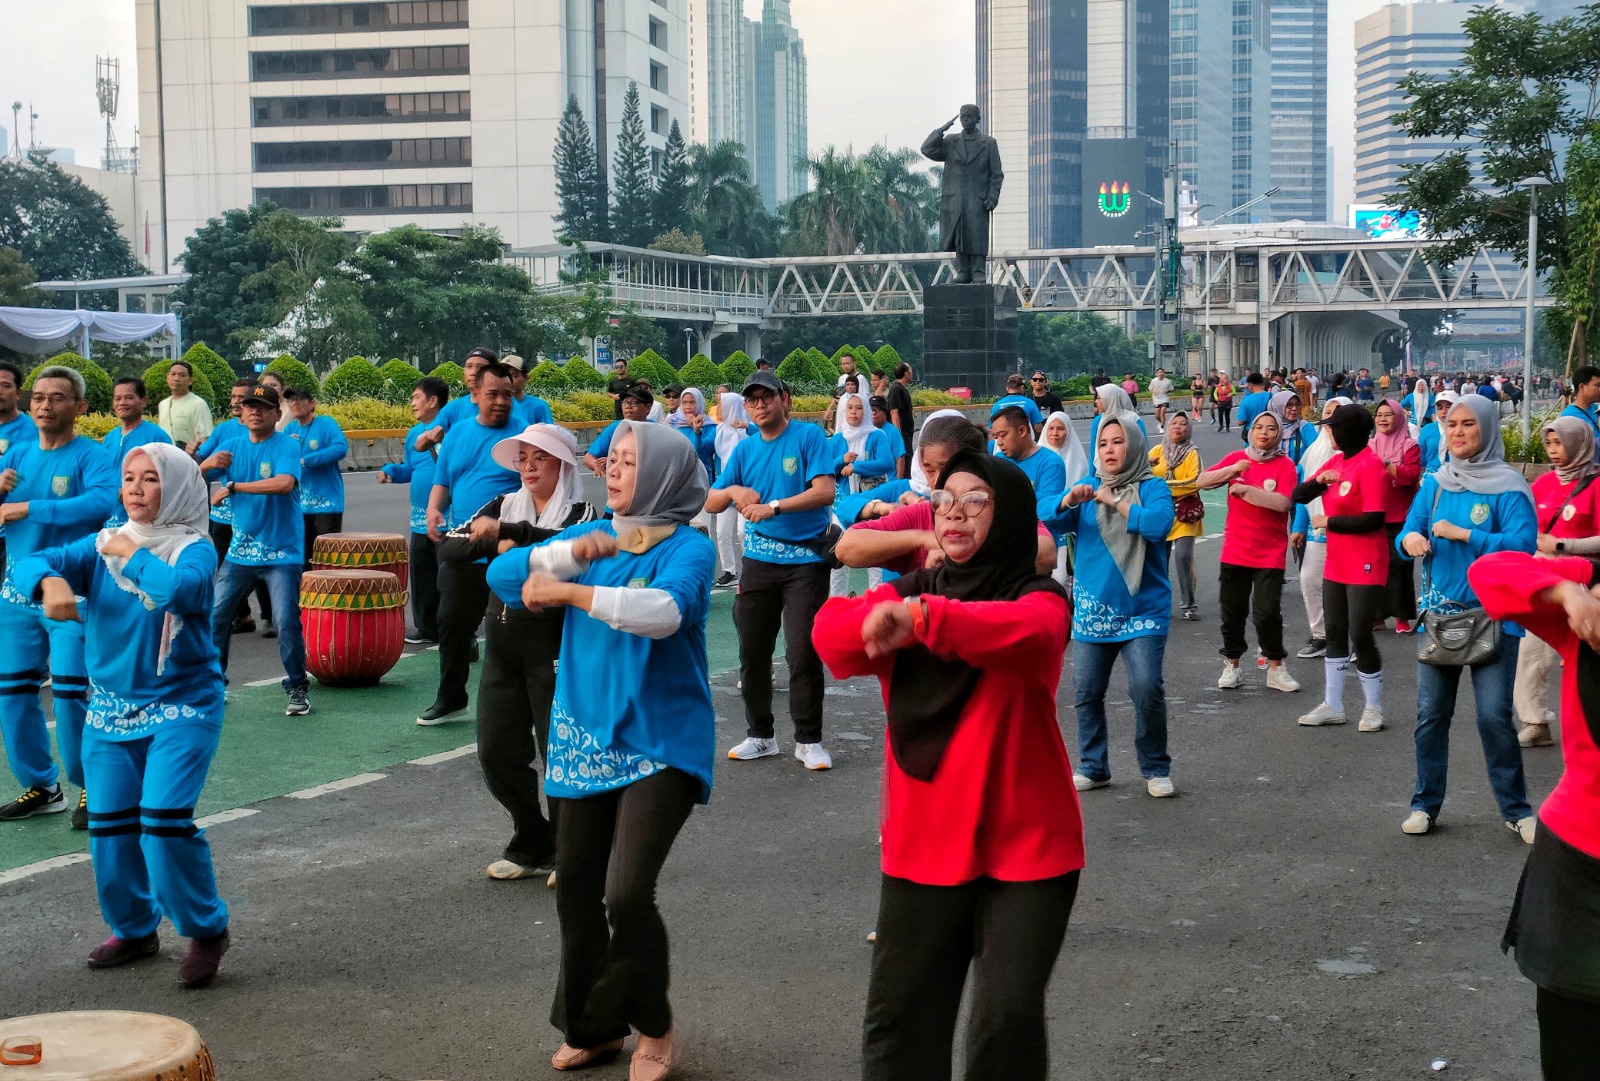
[1518,176,1551,445]
[1196,186,1280,377]
[169,299,185,361]
[683,326,695,368]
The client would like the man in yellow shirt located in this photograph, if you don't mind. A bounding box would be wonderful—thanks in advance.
[157,360,214,452]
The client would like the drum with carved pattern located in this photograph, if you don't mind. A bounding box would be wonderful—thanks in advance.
[0,1010,215,1081]
[299,568,405,687]
[309,531,409,591]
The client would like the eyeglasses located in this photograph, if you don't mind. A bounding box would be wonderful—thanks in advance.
[929,490,992,517]
[30,393,76,406]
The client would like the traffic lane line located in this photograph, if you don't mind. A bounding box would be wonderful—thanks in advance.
[284,773,388,800]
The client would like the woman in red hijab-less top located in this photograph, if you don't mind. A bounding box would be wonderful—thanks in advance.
[1470,552,1600,1081]
[813,450,1080,1081]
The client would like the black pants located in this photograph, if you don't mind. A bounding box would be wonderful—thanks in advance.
[551,768,699,1049]
[1215,402,1232,430]
[863,871,1080,1081]
[734,557,829,744]
[435,558,490,708]
[1382,522,1418,623]
[302,512,344,574]
[1218,563,1285,662]
[210,520,272,624]
[409,531,441,641]
[1323,579,1384,674]
[476,612,560,866]
[1538,986,1600,1080]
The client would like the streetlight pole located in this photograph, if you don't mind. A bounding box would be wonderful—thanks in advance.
[1519,176,1551,445]
[169,299,185,361]
[1196,187,1280,379]
[683,326,694,368]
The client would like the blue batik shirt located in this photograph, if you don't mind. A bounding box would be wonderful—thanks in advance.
[712,421,833,565]
[285,414,348,514]
[0,435,116,608]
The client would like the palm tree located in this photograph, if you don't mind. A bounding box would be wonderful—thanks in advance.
[783,146,939,256]
[863,146,938,253]
[687,141,776,257]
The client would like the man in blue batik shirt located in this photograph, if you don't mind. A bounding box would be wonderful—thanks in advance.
[101,377,173,527]
[202,385,310,716]
[0,361,38,574]
[380,375,448,644]
[282,386,348,570]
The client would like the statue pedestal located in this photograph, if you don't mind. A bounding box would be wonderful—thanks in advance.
[921,283,1020,394]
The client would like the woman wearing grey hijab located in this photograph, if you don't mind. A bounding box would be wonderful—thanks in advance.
[1042,411,1179,798]
[1396,394,1538,846]
[487,419,717,1079]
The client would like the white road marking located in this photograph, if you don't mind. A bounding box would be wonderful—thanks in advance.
[243,676,283,688]
[196,808,260,828]
[0,853,90,886]
[409,744,477,766]
[284,773,387,800]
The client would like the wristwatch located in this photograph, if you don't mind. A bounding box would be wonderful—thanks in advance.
[767,500,782,516]
[1557,540,1567,553]
[225,481,236,497]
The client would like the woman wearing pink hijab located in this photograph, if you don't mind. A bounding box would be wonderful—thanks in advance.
[1372,398,1422,633]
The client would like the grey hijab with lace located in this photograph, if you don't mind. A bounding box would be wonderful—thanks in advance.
[1094,411,1156,594]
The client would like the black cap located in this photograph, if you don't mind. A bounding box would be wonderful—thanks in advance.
[742,371,786,396]
[620,384,654,406]
[241,384,281,409]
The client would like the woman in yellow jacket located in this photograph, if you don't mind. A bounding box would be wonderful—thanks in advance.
[1150,410,1204,620]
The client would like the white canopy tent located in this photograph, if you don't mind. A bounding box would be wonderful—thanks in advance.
[0,306,178,358]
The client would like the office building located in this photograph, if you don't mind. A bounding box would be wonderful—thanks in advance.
[1269,0,1327,221]
[978,0,1165,251]
[688,0,756,149]
[1170,0,1274,224]
[1354,1,1475,207]
[751,0,807,211]
[135,0,690,272]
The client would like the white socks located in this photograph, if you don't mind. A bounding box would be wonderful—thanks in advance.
[1359,669,1383,710]
[1323,657,1348,708]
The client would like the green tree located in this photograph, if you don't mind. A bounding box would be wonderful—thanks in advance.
[378,358,424,404]
[649,228,707,255]
[0,248,44,307]
[26,352,115,413]
[527,359,570,397]
[169,203,278,357]
[321,356,386,402]
[431,361,467,395]
[783,146,939,257]
[626,349,678,388]
[611,83,656,247]
[181,343,237,398]
[265,354,319,396]
[0,159,143,290]
[688,141,778,257]
[720,350,757,386]
[654,120,693,237]
[874,344,904,376]
[775,349,808,383]
[553,95,608,242]
[610,308,668,360]
[677,353,723,390]
[561,355,608,390]
[1021,313,1143,376]
[142,359,217,415]
[236,209,358,362]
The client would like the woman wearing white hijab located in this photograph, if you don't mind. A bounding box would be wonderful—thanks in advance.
[16,444,232,987]
[1089,383,1148,466]
[1288,397,1350,658]
[712,392,750,587]
[442,424,597,882]
[828,393,896,596]
[1039,412,1091,587]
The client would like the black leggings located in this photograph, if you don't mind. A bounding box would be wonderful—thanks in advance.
[1323,579,1384,674]
[1215,402,1233,430]
[551,768,700,1049]
[1539,986,1600,1080]
[1218,563,1285,662]
[1382,522,1418,622]
[476,613,561,867]
[863,871,1080,1081]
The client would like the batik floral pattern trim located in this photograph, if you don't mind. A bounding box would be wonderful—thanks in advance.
[228,534,295,565]
[545,697,667,795]
[1071,586,1163,640]
[87,682,215,738]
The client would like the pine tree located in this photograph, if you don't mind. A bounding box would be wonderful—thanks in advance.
[610,83,656,248]
[553,95,607,241]
[653,120,692,239]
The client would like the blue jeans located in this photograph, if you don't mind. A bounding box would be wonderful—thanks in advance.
[1411,636,1531,822]
[211,562,307,692]
[1073,635,1171,782]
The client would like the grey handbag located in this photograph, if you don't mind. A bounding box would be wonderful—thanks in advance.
[1414,487,1501,668]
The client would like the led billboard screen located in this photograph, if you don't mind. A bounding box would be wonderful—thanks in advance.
[1349,205,1422,240]
[1082,138,1148,246]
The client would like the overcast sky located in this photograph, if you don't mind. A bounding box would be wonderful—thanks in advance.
[5,0,1381,218]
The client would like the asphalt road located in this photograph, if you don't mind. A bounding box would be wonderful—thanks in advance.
[0,413,1561,1081]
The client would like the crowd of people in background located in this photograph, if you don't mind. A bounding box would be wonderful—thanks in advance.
[3,345,1598,1080]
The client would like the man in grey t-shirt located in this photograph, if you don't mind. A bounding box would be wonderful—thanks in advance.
[1149,368,1174,427]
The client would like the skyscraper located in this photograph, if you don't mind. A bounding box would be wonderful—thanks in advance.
[1269,0,1328,221]
[752,0,807,212]
[689,0,756,149]
[1170,0,1272,222]
[1354,1,1475,207]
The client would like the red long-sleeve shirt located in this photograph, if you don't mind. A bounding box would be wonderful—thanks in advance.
[1470,552,1600,859]
[812,586,1085,886]
[1381,443,1422,523]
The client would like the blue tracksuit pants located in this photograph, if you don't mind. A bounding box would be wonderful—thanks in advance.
[0,600,88,790]
[84,723,229,941]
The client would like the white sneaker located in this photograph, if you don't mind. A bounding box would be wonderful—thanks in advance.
[727,736,780,761]
[1073,773,1110,792]
[1297,703,1346,726]
[1509,816,1537,845]
[1146,776,1176,798]
[1401,810,1432,835]
[1217,662,1243,689]
[794,742,832,770]
[1358,707,1385,732]
[1266,666,1300,693]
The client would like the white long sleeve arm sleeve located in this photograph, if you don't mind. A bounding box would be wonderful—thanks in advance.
[588,587,683,638]
[526,540,588,581]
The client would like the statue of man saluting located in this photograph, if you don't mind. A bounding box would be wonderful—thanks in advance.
[921,104,1004,284]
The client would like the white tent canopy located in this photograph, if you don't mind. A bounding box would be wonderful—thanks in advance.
[0,306,178,357]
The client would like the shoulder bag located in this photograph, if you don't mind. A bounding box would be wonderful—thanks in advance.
[1414,486,1500,668]
[1169,449,1205,524]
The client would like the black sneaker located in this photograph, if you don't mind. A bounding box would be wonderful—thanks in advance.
[70,789,87,830]
[417,700,469,726]
[285,687,311,716]
[0,785,66,820]
[231,617,256,635]
[714,572,738,589]
[87,931,161,969]
[1297,637,1328,659]
[261,620,277,639]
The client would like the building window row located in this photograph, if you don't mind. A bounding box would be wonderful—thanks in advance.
[255,182,472,213]
[254,136,471,170]
[249,2,468,35]
[251,45,469,81]
[253,90,470,125]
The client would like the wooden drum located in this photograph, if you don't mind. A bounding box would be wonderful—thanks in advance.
[310,531,409,591]
[300,568,406,688]
[0,1010,215,1080]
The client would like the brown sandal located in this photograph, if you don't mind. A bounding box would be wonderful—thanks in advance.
[551,1040,624,1071]
[630,1032,675,1081]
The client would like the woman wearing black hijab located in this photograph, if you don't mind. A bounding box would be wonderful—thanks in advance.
[813,451,1081,1081]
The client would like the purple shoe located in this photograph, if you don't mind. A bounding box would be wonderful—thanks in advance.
[178,929,230,989]
[87,932,160,969]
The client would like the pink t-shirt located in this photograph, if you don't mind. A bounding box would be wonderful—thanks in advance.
[1319,448,1390,586]
[1121,379,1138,397]
[852,501,1052,576]
[1215,450,1298,570]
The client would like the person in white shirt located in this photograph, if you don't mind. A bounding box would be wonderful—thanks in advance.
[1149,368,1174,428]
[158,361,214,453]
